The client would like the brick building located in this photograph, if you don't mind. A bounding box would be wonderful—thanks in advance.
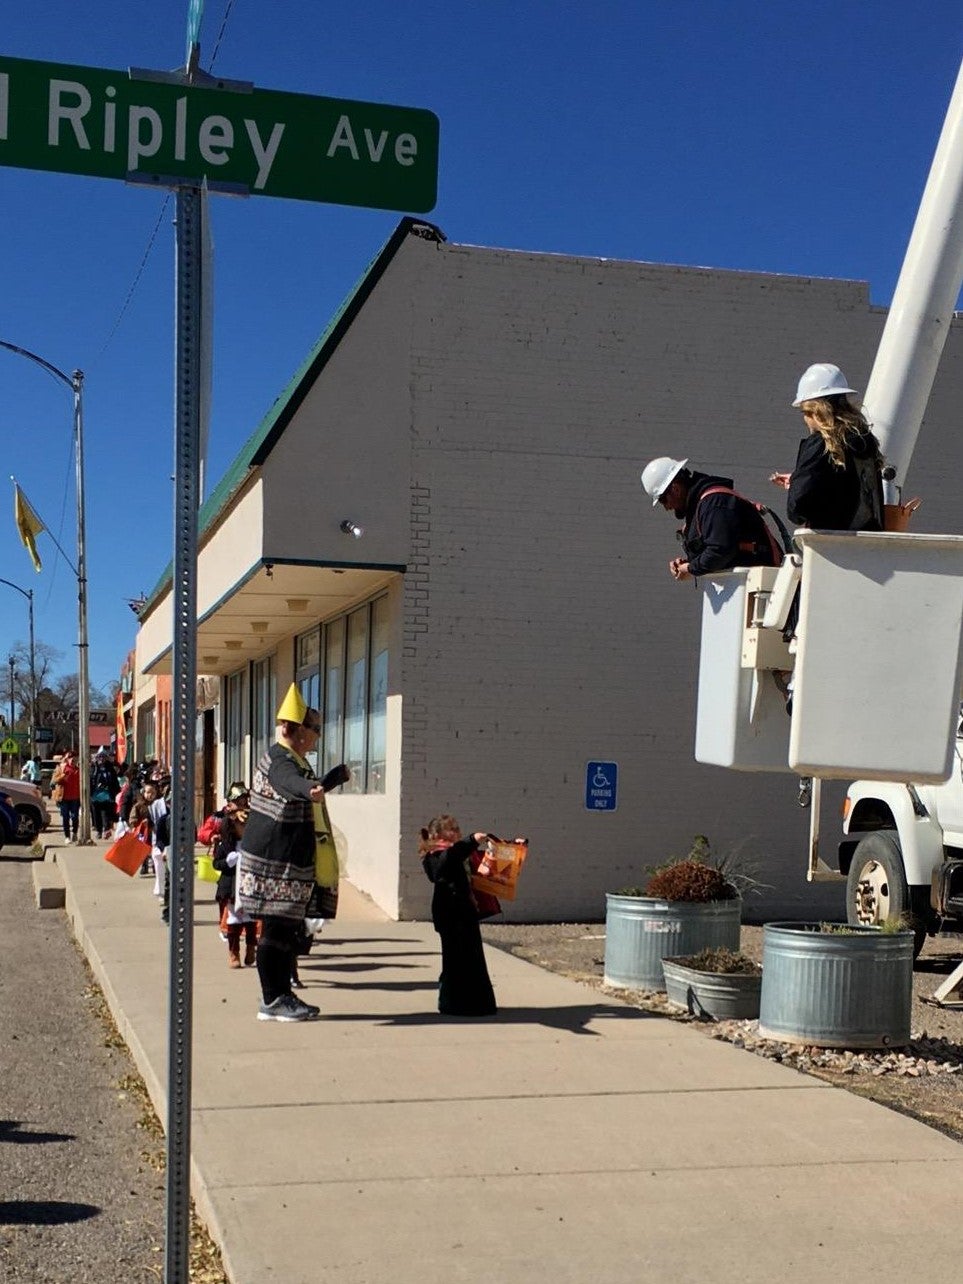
[133,217,963,921]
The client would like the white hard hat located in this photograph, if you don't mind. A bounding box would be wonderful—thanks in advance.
[792,363,858,407]
[641,456,688,506]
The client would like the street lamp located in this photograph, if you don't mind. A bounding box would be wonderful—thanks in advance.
[0,339,91,843]
[0,578,37,758]
[6,656,14,737]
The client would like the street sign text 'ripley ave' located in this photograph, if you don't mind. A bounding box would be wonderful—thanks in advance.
[0,54,439,211]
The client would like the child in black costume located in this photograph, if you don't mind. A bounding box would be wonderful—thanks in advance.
[420,815,497,1017]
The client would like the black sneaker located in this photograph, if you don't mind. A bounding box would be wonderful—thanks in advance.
[257,995,318,1022]
[289,994,320,1018]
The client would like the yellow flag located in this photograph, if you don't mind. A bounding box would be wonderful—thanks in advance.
[14,485,44,573]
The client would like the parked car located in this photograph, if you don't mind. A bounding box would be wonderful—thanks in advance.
[0,792,18,850]
[0,776,49,843]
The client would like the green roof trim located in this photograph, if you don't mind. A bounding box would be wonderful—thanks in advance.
[142,216,444,609]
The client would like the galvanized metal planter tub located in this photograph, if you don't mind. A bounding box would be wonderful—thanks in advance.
[758,921,914,1049]
[603,894,741,990]
[662,956,762,1020]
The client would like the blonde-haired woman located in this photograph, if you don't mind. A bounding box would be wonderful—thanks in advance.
[770,363,884,531]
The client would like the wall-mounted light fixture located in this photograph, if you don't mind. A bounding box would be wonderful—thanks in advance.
[340,519,364,539]
[285,598,309,613]
[202,655,219,667]
[251,620,269,633]
[224,639,243,650]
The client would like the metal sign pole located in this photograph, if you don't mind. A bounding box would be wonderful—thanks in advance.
[73,370,93,843]
[165,177,201,1284]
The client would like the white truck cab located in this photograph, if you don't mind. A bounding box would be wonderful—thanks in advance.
[840,721,963,954]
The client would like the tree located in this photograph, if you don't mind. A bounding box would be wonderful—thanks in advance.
[1,640,63,724]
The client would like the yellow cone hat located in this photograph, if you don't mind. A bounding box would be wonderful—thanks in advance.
[276,683,307,725]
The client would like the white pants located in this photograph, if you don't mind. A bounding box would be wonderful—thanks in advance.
[152,847,167,897]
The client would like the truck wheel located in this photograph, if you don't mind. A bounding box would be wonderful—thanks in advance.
[846,831,926,957]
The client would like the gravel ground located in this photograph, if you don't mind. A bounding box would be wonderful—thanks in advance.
[0,852,227,1284]
[0,853,166,1283]
[482,919,963,1143]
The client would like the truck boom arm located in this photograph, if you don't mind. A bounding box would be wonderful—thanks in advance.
[864,57,963,490]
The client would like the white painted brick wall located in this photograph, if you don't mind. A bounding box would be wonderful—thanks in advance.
[397,236,963,922]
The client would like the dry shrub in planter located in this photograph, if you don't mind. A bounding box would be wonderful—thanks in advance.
[645,859,734,903]
[605,837,745,990]
[618,836,742,903]
[662,947,763,1019]
[676,947,760,975]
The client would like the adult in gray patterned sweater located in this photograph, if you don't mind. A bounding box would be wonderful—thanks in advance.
[237,684,326,1023]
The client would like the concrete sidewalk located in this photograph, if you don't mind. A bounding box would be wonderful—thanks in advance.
[50,843,963,1283]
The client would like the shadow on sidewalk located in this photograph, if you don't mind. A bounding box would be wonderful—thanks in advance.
[324,1001,661,1036]
[307,948,437,960]
[315,936,427,947]
[305,960,427,973]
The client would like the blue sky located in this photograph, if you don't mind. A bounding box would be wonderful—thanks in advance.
[2,1,962,692]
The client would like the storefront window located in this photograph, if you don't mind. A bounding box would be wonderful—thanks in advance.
[322,617,345,780]
[289,593,392,794]
[343,608,369,794]
[224,668,248,788]
[367,596,389,794]
[139,703,156,763]
[251,656,276,768]
[296,625,321,773]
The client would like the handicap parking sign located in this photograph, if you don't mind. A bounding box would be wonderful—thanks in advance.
[585,760,618,811]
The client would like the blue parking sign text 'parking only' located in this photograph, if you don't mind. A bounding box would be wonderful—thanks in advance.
[585,760,618,811]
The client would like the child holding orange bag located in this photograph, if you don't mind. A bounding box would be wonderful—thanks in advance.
[419,815,497,1017]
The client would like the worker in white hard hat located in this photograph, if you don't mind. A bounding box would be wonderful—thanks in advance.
[641,456,782,582]
[769,363,884,531]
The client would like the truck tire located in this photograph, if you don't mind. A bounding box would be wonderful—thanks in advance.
[846,831,926,957]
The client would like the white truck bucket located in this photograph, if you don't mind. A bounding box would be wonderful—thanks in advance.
[694,531,963,781]
[694,567,793,772]
[788,529,963,782]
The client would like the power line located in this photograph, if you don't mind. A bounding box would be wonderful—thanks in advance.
[89,195,172,370]
[87,1,239,368]
[209,0,239,71]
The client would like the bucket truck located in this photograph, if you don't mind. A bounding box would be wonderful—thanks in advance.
[693,55,963,997]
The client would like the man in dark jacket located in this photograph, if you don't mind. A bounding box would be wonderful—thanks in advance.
[641,455,781,581]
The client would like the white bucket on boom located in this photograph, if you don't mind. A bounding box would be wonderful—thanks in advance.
[694,530,963,782]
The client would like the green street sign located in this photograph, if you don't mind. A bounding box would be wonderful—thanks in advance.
[0,54,439,212]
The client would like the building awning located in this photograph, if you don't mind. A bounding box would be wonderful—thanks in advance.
[141,560,399,676]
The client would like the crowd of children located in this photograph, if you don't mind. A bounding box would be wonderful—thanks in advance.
[90,713,511,1022]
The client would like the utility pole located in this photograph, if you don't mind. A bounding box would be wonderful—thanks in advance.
[0,340,91,843]
[72,367,92,842]
[7,656,15,734]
